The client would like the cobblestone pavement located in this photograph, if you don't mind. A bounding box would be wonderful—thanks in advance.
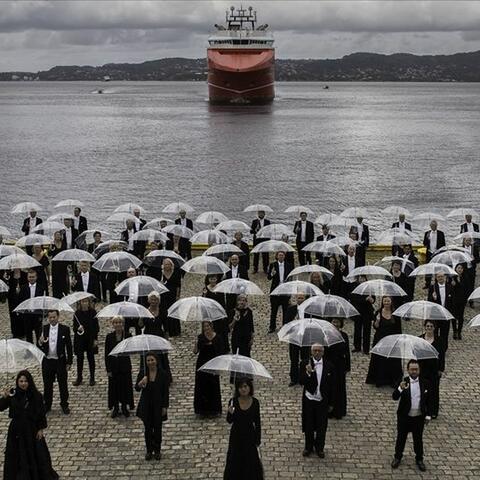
[1,255,480,479]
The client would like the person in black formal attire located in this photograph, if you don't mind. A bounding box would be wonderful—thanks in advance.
[299,344,336,458]
[418,320,445,419]
[224,378,263,480]
[133,207,147,231]
[391,213,412,232]
[160,258,182,337]
[315,225,336,267]
[326,318,351,419]
[229,295,254,357]
[87,230,103,254]
[194,321,224,417]
[326,256,344,296]
[309,271,329,294]
[73,207,88,234]
[400,244,419,301]
[462,235,479,301]
[232,231,250,270]
[135,352,170,461]
[423,220,446,263]
[62,218,78,250]
[450,263,469,340]
[294,211,314,266]
[267,251,293,333]
[38,309,73,414]
[122,267,147,335]
[105,316,134,418]
[354,217,369,265]
[174,209,193,260]
[72,297,98,387]
[5,268,27,338]
[72,260,101,299]
[350,275,374,354]
[21,209,42,235]
[460,213,479,233]
[340,244,362,297]
[427,272,453,350]
[250,210,271,273]
[49,231,69,298]
[203,274,230,352]
[121,219,137,255]
[224,254,249,313]
[391,359,433,472]
[19,270,46,344]
[390,260,409,309]
[0,370,59,480]
[31,243,50,293]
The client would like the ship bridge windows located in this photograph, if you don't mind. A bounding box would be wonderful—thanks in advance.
[208,39,273,46]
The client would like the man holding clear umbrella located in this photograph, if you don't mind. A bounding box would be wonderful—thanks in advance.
[73,207,88,234]
[400,244,419,301]
[19,270,46,344]
[423,220,445,263]
[250,211,271,274]
[72,261,101,299]
[62,218,78,250]
[294,212,314,266]
[460,213,479,233]
[267,252,292,333]
[315,225,335,267]
[175,210,193,260]
[21,209,43,236]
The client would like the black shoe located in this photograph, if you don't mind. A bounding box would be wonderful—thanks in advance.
[62,406,71,415]
[121,406,130,417]
[145,452,153,461]
[458,333,462,340]
[72,378,82,386]
[352,348,360,353]
[302,449,312,457]
[416,461,426,472]
[89,378,96,386]
[288,381,297,387]
[391,458,401,469]
[154,452,161,460]
[316,450,325,458]
[111,408,119,418]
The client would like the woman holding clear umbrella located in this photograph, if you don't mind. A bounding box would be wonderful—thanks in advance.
[326,256,344,296]
[203,274,230,352]
[390,260,408,309]
[5,268,27,338]
[160,258,182,337]
[231,231,250,270]
[450,263,469,340]
[49,231,69,298]
[229,295,254,357]
[31,243,50,293]
[309,271,329,294]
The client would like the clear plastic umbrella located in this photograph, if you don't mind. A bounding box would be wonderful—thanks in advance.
[47,213,75,223]
[214,278,264,296]
[0,245,28,259]
[16,234,53,248]
[199,352,272,380]
[31,221,65,235]
[468,314,480,327]
[340,207,368,218]
[181,256,229,275]
[435,245,471,255]
[412,212,445,224]
[382,206,411,217]
[96,301,154,320]
[54,199,84,209]
[299,294,359,319]
[287,264,334,280]
[93,240,128,256]
[51,249,96,263]
[143,217,174,229]
[284,205,314,215]
[302,240,346,256]
[215,220,250,233]
[62,291,96,305]
[468,286,480,303]
[346,265,393,280]
[106,212,137,224]
[375,228,420,246]
[454,232,480,242]
[11,202,43,214]
[109,334,172,355]
[370,334,439,360]
[203,244,244,260]
[0,226,12,238]
[143,249,185,268]
[162,224,194,239]
[0,280,8,293]
[243,204,273,213]
[409,263,457,277]
[278,318,345,347]
[432,250,472,266]
[330,235,360,248]
[132,229,169,244]
[270,280,323,297]
[14,296,74,314]
[0,339,45,377]
[196,211,229,226]
[162,202,194,215]
[375,256,414,270]
[352,279,407,297]
[92,251,142,273]
[447,208,478,218]
[251,240,294,254]
[257,224,293,240]
[114,203,146,214]
[393,301,453,322]
[0,253,41,270]
[190,229,228,245]
[314,213,341,226]
[75,230,112,249]
[115,276,169,297]
[167,296,227,322]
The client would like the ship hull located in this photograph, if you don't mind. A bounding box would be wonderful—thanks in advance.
[207,48,275,105]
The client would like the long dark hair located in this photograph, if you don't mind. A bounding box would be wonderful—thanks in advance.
[234,377,254,398]
[15,370,42,402]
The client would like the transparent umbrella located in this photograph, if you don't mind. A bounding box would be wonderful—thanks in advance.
[314,213,341,226]
[432,250,472,266]
[468,286,480,303]
[0,245,28,258]
[352,279,407,297]
[143,217,174,229]
[0,280,8,293]
[47,213,75,223]
[468,314,480,327]
[409,263,457,277]
[257,224,293,240]
[215,220,250,233]
[278,318,345,347]
[370,334,438,360]
[199,352,272,380]
[109,334,172,356]
[196,211,229,226]
[340,207,368,219]
[92,251,142,273]
[270,280,323,297]
[214,278,264,296]
[143,249,185,268]
[243,204,273,213]
[393,301,453,322]
[302,240,346,256]
[287,264,334,280]
[97,301,154,319]
[181,256,229,275]
[62,291,96,305]
[375,256,414,270]
[16,234,53,248]
[93,240,128,256]
[162,202,194,215]
[284,205,314,215]
[106,212,137,224]
[330,235,360,248]
[14,296,74,315]
[299,294,359,319]
[435,245,471,254]
[162,224,194,239]
[54,199,84,209]
[0,339,45,380]
[251,240,294,254]
[11,202,43,214]
[190,229,228,245]
[0,226,12,238]
[346,265,393,280]
[132,229,169,244]
[114,203,146,214]
[375,228,420,246]
[382,206,411,217]
[0,253,41,270]
[454,232,480,242]
[51,249,96,263]
[115,276,169,297]
[31,221,65,235]
[75,230,112,249]
[447,208,478,218]
[167,296,227,322]
[412,212,445,224]
[203,244,244,260]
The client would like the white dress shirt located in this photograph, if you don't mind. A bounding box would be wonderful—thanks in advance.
[300,221,306,242]
[73,216,80,230]
[346,255,356,283]
[231,265,239,279]
[356,222,364,240]
[438,283,446,306]
[408,377,421,417]
[29,217,36,230]
[429,230,437,253]
[180,218,186,227]
[397,221,406,232]
[305,359,323,402]
[65,228,72,248]
[29,282,37,298]
[127,229,135,251]
[278,261,285,284]
[81,271,89,292]
[47,324,59,359]
[466,222,474,232]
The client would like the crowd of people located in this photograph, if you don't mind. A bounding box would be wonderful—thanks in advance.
[1,205,478,478]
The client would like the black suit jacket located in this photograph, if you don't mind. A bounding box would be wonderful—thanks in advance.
[19,283,46,303]
[267,261,293,292]
[62,227,79,249]
[358,224,370,248]
[400,252,419,276]
[136,218,147,230]
[460,222,479,233]
[75,215,88,234]
[423,230,446,254]
[293,220,315,244]
[174,218,193,230]
[299,358,335,407]
[73,271,101,299]
[427,282,453,311]
[21,217,42,235]
[392,377,433,419]
[224,265,249,280]
[341,254,362,278]
[39,323,73,365]
[391,222,412,231]
[250,218,271,240]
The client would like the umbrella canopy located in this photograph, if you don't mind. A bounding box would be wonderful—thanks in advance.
[468,314,480,327]
[162,202,194,215]
[132,229,169,244]
[54,199,84,209]
[196,211,229,226]
[256,224,293,240]
[346,265,393,280]
[370,334,438,360]
[181,256,229,275]
[92,251,142,273]
[11,202,43,214]
[278,318,345,347]
[454,231,480,242]
[0,280,8,293]
[302,240,346,256]
[96,301,154,319]
[375,228,420,246]
[109,334,172,356]
[284,205,314,215]
[352,279,407,297]
[167,296,227,322]
[114,203,146,214]
[468,286,480,303]
[62,291,96,305]
[215,220,250,233]
[47,213,75,222]
[0,253,41,270]
[16,234,53,248]
[299,294,359,319]
[75,230,112,249]
[340,207,368,219]
[106,212,137,224]
[0,226,12,238]
[314,213,341,226]
[162,224,194,239]
[447,208,478,218]
[14,296,74,314]
[375,256,414,270]
[51,249,96,263]
[409,263,457,277]
[143,217,174,229]
[271,280,322,297]
[382,206,411,217]
[251,240,294,254]
[431,250,472,267]
[0,339,45,373]
[115,276,169,297]
[203,244,244,260]
[329,235,360,248]
[287,264,334,279]
[93,240,128,256]
[412,212,445,224]
[243,204,273,213]
[142,249,185,268]
[199,352,272,380]
[214,278,264,296]
[190,229,228,245]
[31,221,65,235]
[393,300,453,322]
[0,245,25,258]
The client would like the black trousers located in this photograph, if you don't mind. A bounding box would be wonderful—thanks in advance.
[296,241,311,266]
[76,350,95,380]
[452,304,465,336]
[353,315,371,353]
[304,398,329,452]
[289,345,308,384]
[253,238,269,272]
[24,316,41,344]
[42,358,69,409]
[143,418,163,453]
[395,415,425,461]
[435,321,450,351]
[269,296,289,330]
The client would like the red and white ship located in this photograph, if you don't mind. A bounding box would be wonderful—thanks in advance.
[207,6,275,105]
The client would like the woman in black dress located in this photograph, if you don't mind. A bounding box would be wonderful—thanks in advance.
[72,297,99,387]
[194,321,224,417]
[451,263,469,340]
[224,378,263,480]
[418,320,445,419]
[105,316,134,418]
[326,256,344,296]
[326,318,351,419]
[49,231,69,298]
[349,275,374,354]
[229,295,254,357]
[0,370,59,480]
[6,268,27,338]
[232,231,250,270]
[135,352,170,461]
[160,258,182,337]
[365,296,403,387]
[204,274,230,352]
[390,260,408,309]
[31,243,50,293]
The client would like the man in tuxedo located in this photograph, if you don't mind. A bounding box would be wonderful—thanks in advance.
[19,270,46,343]
[460,214,479,233]
[38,309,73,414]
[123,267,147,335]
[428,273,453,350]
[315,225,336,267]
[423,220,446,263]
[355,217,370,265]
[224,254,249,280]
[133,208,147,231]
[62,218,78,250]
[73,207,88,234]
[250,210,271,274]
[400,244,419,302]
[175,210,193,260]
[349,276,375,354]
[340,245,362,296]
[294,212,315,266]
[21,209,42,235]
[121,219,137,255]
[232,231,250,270]
[391,359,433,472]
[299,344,335,458]
[72,261,101,299]
[463,235,479,299]
[267,251,293,333]
[391,213,412,232]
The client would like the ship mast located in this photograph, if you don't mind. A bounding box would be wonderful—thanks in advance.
[225,5,257,30]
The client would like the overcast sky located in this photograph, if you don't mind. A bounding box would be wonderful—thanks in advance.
[1,0,480,71]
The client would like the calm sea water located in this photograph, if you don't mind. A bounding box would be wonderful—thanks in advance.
[0,81,479,238]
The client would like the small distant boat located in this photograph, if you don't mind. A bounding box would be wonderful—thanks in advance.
[97,89,104,94]
[103,75,111,82]
[323,85,329,90]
